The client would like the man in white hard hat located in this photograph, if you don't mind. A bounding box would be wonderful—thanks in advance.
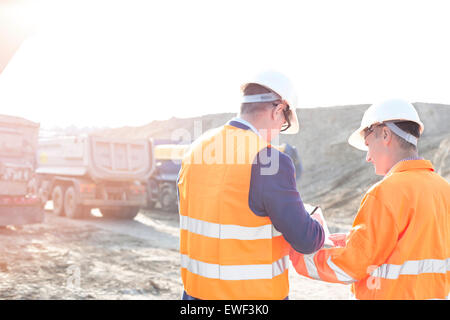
[289,99,450,299]
[178,70,325,300]
[347,98,425,175]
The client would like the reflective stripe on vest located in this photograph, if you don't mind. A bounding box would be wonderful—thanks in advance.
[181,254,289,280]
[371,258,450,280]
[303,252,356,284]
[304,254,449,283]
[180,215,282,240]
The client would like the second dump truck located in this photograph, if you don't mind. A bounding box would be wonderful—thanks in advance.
[36,135,154,219]
[146,143,188,212]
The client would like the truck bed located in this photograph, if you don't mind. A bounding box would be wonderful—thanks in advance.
[37,135,153,182]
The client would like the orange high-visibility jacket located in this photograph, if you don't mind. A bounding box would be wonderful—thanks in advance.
[178,124,291,300]
[290,160,450,299]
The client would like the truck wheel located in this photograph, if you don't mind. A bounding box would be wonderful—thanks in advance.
[38,189,49,209]
[51,185,65,216]
[160,187,177,213]
[146,179,158,209]
[64,186,89,219]
[38,179,50,209]
[100,207,139,220]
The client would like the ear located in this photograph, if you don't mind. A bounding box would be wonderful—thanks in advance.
[272,103,284,120]
[382,126,393,146]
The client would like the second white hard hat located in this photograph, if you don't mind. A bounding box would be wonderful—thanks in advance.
[348,98,424,151]
[241,70,299,134]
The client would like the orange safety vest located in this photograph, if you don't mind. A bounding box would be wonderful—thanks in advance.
[290,160,450,299]
[178,124,291,300]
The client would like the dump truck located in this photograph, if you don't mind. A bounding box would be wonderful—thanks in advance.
[0,114,43,226]
[146,141,302,212]
[146,143,188,212]
[36,135,154,219]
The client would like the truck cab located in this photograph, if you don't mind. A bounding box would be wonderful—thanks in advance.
[146,142,188,212]
[0,114,43,226]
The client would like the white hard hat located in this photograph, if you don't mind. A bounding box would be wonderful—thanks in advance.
[348,98,425,151]
[241,70,299,134]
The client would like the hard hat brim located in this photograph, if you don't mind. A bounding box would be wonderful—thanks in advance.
[348,126,368,151]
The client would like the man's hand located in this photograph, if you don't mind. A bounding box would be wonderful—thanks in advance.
[310,211,324,226]
[328,233,347,247]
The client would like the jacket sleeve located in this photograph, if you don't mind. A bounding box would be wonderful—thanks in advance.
[249,148,325,254]
[289,193,399,284]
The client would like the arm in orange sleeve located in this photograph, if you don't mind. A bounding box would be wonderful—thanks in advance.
[289,193,399,284]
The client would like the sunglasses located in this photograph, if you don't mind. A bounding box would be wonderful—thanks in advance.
[363,123,385,140]
[272,102,292,132]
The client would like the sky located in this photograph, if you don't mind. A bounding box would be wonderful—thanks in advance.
[0,0,449,129]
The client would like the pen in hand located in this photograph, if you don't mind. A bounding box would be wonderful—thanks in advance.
[309,206,325,228]
[310,206,319,216]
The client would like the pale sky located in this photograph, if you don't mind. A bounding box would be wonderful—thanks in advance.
[0,0,449,128]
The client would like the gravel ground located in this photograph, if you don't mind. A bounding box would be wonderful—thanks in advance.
[0,207,350,300]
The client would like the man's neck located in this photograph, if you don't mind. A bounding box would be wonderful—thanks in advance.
[391,149,419,164]
[239,114,258,128]
[385,149,420,176]
[238,114,271,142]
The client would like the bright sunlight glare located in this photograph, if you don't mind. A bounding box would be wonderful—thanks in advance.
[0,0,449,129]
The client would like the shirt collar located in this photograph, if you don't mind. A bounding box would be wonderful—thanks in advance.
[227,117,261,137]
[385,158,434,177]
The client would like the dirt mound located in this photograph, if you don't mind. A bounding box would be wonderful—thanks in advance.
[433,136,450,178]
[97,103,450,230]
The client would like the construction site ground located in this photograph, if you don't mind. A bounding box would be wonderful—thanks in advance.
[0,207,349,300]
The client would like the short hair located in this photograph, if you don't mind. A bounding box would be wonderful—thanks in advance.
[240,83,281,116]
[374,121,420,150]
[370,121,420,150]
[392,121,421,150]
